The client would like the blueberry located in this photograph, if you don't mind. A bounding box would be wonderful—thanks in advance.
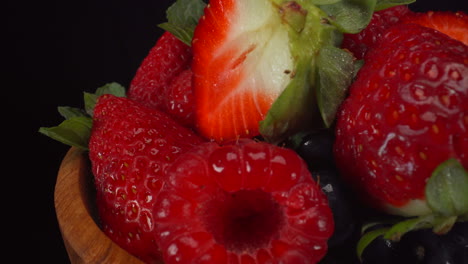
[288,129,358,248]
[451,222,468,264]
[361,234,399,264]
[313,168,357,247]
[438,222,468,264]
[292,129,336,170]
[397,222,468,264]
[397,228,445,263]
[361,222,468,264]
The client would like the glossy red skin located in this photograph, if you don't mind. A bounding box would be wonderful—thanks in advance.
[334,24,468,210]
[89,95,204,263]
[163,69,195,128]
[402,10,468,45]
[154,139,334,264]
[342,5,412,60]
[128,32,192,111]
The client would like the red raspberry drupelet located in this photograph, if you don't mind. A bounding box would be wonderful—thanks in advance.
[153,139,334,264]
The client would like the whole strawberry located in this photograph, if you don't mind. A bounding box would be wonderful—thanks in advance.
[128,32,193,116]
[89,95,204,263]
[162,69,195,127]
[341,5,412,60]
[153,139,334,264]
[334,23,468,217]
[342,7,468,60]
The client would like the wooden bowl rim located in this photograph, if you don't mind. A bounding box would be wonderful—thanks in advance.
[54,147,144,264]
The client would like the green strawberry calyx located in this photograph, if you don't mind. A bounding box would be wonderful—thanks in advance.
[357,158,468,260]
[259,0,353,144]
[159,0,415,144]
[39,83,126,150]
[260,0,415,143]
[158,0,206,46]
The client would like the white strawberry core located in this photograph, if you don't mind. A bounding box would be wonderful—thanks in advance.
[384,199,432,217]
[221,0,294,102]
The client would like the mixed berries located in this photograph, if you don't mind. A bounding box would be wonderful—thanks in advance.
[40,0,468,264]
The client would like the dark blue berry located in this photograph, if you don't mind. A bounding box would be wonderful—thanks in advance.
[289,129,358,248]
[361,234,399,264]
[292,129,336,170]
[313,168,357,247]
[361,221,468,264]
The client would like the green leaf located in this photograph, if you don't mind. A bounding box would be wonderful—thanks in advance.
[279,1,308,33]
[58,106,87,119]
[84,92,98,116]
[95,82,126,97]
[40,82,125,149]
[84,82,126,116]
[159,0,207,46]
[316,46,355,127]
[383,215,435,241]
[375,0,416,11]
[260,58,320,143]
[432,215,457,234]
[260,2,342,143]
[353,59,364,77]
[319,0,377,34]
[38,116,93,150]
[425,158,468,217]
[357,227,389,261]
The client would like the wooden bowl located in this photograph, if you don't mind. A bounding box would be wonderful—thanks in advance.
[55,147,144,264]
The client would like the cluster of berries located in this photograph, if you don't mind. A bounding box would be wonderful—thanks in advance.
[41,1,467,263]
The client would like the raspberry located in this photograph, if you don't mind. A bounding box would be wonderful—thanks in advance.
[153,139,334,264]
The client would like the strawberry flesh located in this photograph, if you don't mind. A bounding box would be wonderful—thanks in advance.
[192,0,294,142]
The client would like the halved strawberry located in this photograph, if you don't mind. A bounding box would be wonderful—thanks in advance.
[192,0,359,143]
[192,0,294,142]
[403,10,468,45]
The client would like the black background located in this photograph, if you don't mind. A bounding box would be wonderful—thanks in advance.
[5,0,465,263]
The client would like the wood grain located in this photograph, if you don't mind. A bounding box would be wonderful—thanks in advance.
[55,147,144,264]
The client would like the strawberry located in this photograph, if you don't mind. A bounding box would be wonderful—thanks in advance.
[334,23,468,217]
[162,69,195,128]
[153,139,334,264]
[342,7,468,60]
[191,0,357,143]
[192,0,294,142]
[402,10,468,45]
[341,5,412,60]
[89,94,204,263]
[128,31,192,112]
